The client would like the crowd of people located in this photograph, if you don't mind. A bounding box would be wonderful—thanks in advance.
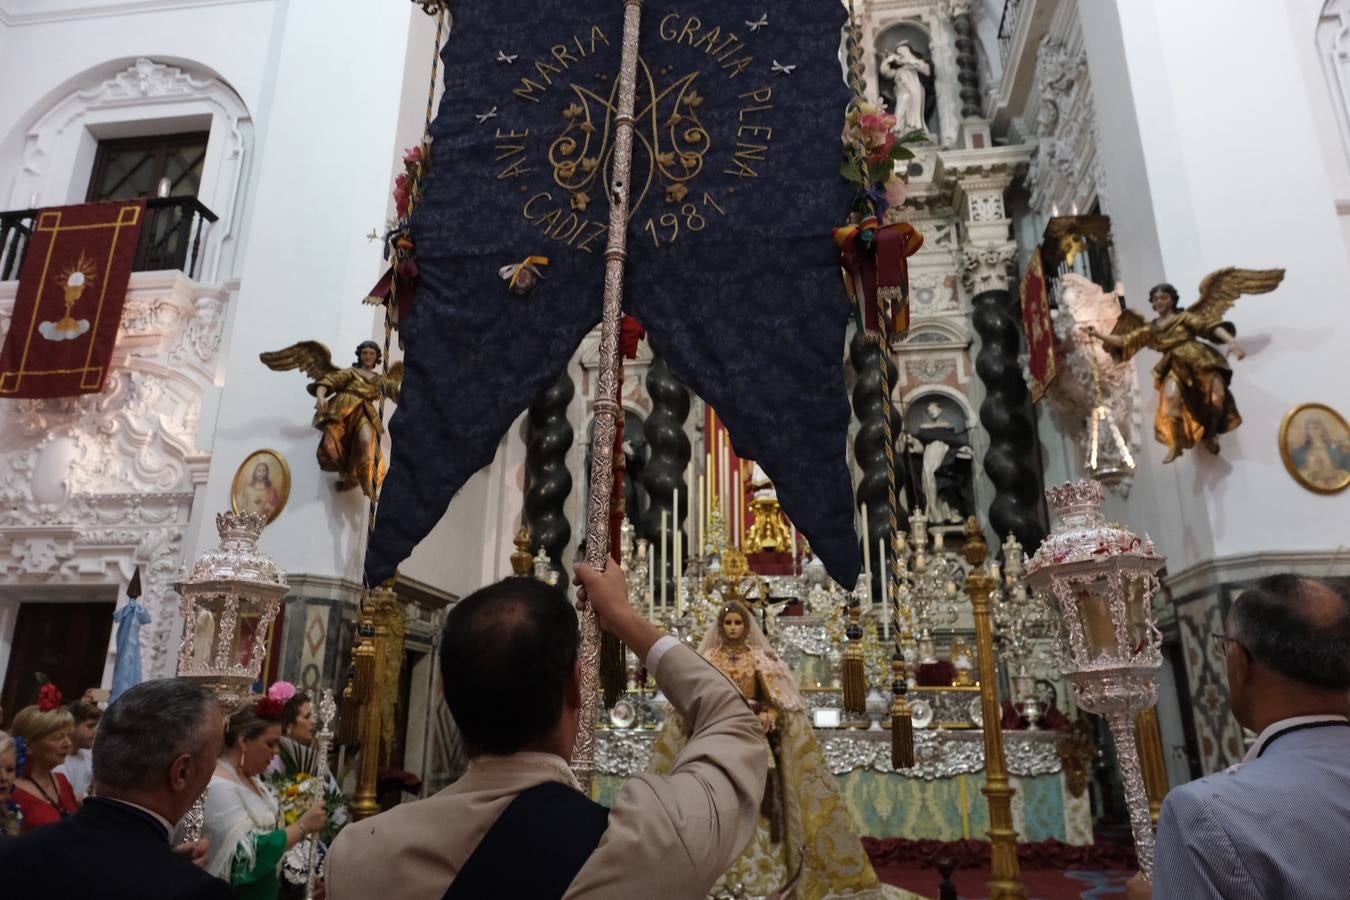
[0,570,1344,900]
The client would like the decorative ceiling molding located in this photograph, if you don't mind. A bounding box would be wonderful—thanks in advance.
[0,0,265,26]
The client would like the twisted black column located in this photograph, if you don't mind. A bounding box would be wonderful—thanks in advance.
[850,331,899,596]
[522,370,575,572]
[972,291,1047,553]
[953,12,982,120]
[640,356,691,606]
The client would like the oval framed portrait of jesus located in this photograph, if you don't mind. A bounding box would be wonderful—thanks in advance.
[230,449,292,524]
[1279,403,1350,495]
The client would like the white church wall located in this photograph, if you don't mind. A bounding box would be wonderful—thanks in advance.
[1082,0,1350,576]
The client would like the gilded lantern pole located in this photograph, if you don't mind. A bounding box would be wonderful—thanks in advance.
[1136,707,1169,824]
[963,517,1027,899]
[569,0,647,794]
[349,584,401,821]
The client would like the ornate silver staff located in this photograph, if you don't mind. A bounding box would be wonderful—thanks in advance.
[571,0,646,793]
[305,688,337,899]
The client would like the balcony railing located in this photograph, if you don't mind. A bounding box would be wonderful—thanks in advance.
[997,0,1024,67]
[0,196,219,282]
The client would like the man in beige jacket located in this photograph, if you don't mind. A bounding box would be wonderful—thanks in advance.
[326,558,767,899]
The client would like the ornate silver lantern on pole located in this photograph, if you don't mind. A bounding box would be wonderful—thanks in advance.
[1026,481,1164,876]
[175,511,288,840]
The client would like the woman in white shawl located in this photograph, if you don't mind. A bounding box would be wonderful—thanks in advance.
[203,698,324,899]
[649,601,910,900]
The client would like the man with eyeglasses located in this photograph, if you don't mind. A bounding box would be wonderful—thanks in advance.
[1128,574,1350,900]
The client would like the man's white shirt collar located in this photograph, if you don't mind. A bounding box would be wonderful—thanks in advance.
[1242,714,1350,764]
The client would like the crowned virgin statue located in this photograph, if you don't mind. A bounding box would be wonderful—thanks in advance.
[649,602,914,899]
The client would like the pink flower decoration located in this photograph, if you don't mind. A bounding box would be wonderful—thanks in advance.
[403,145,424,163]
[267,681,297,703]
[883,177,908,209]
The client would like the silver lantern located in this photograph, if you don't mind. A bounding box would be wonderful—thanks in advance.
[1026,481,1163,876]
[175,511,287,839]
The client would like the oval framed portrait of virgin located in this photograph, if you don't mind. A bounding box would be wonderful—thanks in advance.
[230,449,292,524]
[1279,403,1350,495]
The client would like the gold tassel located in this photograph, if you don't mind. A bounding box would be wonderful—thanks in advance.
[350,634,375,703]
[336,675,362,746]
[841,600,867,715]
[890,653,915,769]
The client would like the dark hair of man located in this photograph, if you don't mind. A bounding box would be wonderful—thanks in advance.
[439,577,578,756]
[68,700,102,724]
[92,679,217,793]
[1231,575,1350,690]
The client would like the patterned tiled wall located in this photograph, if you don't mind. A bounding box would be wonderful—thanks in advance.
[1173,592,1245,773]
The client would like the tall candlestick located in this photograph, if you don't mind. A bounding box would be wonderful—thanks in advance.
[733,470,741,546]
[674,489,682,597]
[647,543,655,619]
[697,474,705,555]
[860,503,872,598]
[881,538,890,640]
[660,509,668,609]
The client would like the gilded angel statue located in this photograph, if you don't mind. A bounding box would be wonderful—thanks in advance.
[1086,267,1284,463]
[259,340,403,499]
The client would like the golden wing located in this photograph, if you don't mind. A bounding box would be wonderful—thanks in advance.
[1191,267,1285,323]
[382,360,405,402]
[258,340,337,382]
[1111,307,1148,337]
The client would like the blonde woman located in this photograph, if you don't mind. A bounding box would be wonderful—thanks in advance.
[0,731,20,837]
[10,691,77,832]
[203,698,323,900]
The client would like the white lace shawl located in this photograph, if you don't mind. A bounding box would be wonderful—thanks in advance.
[202,764,281,881]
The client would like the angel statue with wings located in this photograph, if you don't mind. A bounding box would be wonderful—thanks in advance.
[260,340,403,499]
[1086,267,1284,463]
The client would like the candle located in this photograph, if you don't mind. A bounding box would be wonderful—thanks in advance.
[934,530,945,551]
[860,503,872,597]
[733,470,742,546]
[647,543,655,619]
[697,474,705,555]
[660,509,668,609]
[674,489,682,601]
[881,536,890,641]
[790,527,798,573]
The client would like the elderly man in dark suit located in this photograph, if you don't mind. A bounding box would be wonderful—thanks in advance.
[0,678,231,899]
[1129,574,1350,900]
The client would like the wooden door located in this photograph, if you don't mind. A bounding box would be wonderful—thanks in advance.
[1,602,114,725]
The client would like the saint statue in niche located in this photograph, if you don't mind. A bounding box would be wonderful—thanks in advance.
[879,42,931,134]
[259,340,404,499]
[1086,268,1284,463]
[647,602,886,898]
[900,400,975,524]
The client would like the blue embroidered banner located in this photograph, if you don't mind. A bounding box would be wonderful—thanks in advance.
[367,1,861,587]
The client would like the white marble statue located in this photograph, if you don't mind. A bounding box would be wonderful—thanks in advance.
[880,43,931,134]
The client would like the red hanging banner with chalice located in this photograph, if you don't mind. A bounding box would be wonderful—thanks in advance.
[1020,245,1057,402]
[0,200,146,399]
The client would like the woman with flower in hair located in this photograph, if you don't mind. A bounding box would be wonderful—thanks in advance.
[203,697,324,899]
[0,730,21,838]
[10,685,78,832]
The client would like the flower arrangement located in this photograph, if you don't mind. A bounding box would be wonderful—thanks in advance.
[393,143,430,222]
[267,769,348,846]
[36,682,63,712]
[840,101,924,219]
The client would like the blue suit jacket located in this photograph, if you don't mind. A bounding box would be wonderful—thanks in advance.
[1154,722,1350,900]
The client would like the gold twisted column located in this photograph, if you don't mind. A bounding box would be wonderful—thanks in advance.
[350,585,402,821]
[963,518,1026,899]
[1136,707,1169,825]
[571,0,646,795]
